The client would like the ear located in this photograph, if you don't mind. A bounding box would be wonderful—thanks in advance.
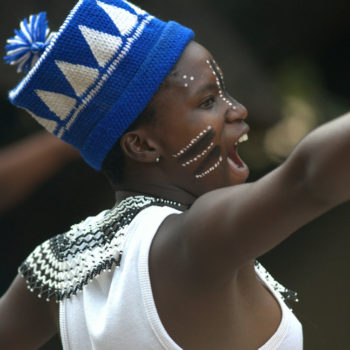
[120,129,159,163]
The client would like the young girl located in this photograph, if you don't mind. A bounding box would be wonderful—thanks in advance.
[1,0,349,349]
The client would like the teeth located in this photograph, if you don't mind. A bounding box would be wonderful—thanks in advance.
[238,133,248,144]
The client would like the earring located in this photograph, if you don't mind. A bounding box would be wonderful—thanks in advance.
[156,156,160,163]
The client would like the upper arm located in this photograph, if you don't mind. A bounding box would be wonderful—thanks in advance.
[179,146,331,279]
[0,274,58,350]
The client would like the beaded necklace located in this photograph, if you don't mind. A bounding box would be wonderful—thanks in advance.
[19,195,183,302]
[19,195,298,306]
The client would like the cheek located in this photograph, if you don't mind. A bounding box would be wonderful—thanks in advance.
[166,124,227,181]
[180,140,215,168]
[171,125,213,159]
[194,154,224,179]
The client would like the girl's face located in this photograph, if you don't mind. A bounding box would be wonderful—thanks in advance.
[145,41,250,197]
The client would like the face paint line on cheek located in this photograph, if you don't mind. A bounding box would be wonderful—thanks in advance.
[181,141,214,167]
[171,125,212,158]
[195,155,223,179]
[193,144,223,179]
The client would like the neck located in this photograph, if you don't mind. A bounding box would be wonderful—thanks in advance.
[115,182,196,209]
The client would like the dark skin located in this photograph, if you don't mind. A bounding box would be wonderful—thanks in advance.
[0,132,78,213]
[1,40,350,349]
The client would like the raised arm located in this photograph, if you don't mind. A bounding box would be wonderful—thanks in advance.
[179,111,350,277]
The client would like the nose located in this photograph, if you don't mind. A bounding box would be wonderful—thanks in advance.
[224,96,248,123]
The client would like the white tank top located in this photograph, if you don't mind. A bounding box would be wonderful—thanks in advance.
[59,205,303,349]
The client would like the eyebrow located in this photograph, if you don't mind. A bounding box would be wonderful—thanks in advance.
[193,83,218,96]
[177,128,215,162]
[194,145,221,176]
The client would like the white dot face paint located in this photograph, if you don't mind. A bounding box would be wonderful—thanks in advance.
[171,124,223,180]
[181,142,214,167]
[207,59,237,111]
[195,156,223,179]
[172,126,212,158]
[181,73,195,88]
[172,60,238,180]
[191,59,236,180]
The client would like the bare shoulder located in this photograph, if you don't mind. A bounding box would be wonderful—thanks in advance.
[152,155,329,284]
[0,274,58,350]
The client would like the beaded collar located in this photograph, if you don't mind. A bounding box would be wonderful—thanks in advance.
[19,195,298,305]
[19,195,182,302]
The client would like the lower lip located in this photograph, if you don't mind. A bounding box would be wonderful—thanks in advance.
[227,154,249,179]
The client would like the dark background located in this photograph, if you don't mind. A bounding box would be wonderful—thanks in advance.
[1,0,350,349]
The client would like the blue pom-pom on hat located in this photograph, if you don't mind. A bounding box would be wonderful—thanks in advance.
[4,12,55,73]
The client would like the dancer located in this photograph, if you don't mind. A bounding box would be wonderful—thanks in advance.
[1,0,349,349]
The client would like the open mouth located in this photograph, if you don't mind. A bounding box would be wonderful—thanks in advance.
[227,133,249,174]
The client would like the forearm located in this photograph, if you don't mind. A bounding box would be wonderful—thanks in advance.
[0,132,79,212]
[0,275,58,350]
[290,111,350,206]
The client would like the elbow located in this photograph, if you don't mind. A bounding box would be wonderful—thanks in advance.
[292,141,345,210]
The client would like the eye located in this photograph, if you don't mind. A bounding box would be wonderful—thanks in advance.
[199,95,216,109]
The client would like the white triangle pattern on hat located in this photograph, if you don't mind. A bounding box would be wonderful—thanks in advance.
[79,25,123,68]
[26,109,58,133]
[55,60,99,97]
[97,1,138,36]
[35,90,76,121]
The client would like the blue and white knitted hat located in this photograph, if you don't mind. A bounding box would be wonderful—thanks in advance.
[4,0,194,169]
